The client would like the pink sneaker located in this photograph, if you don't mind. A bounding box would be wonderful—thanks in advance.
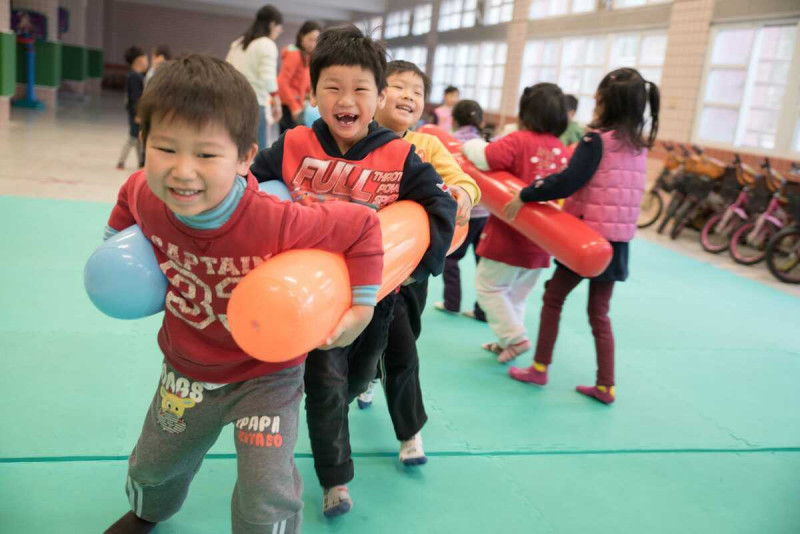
[508,365,547,385]
[576,385,615,404]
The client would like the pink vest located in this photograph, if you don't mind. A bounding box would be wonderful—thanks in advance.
[563,130,646,242]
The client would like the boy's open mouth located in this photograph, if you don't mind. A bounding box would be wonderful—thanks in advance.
[395,104,414,114]
[168,187,202,201]
[335,113,358,126]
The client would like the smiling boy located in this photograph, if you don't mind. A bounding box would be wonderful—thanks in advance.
[101,54,385,534]
[249,26,456,517]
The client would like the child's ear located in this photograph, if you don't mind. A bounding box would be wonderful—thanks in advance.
[237,143,259,175]
[377,89,387,110]
[309,89,317,108]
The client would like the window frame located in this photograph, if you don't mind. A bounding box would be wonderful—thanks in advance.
[693,20,800,158]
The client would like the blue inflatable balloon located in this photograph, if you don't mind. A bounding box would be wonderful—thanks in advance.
[258,180,292,201]
[84,225,168,319]
[303,103,321,127]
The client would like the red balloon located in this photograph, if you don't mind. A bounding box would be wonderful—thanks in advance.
[419,125,612,278]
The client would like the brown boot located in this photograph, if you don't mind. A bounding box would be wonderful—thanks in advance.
[104,511,157,533]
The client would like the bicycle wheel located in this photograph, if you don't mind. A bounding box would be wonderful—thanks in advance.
[658,192,684,234]
[700,212,744,253]
[638,190,663,229]
[730,222,775,265]
[766,226,800,284]
[670,197,699,240]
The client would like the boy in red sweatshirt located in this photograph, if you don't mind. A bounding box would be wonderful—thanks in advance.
[250,25,456,517]
[102,54,384,534]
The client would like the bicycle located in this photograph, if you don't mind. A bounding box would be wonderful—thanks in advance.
[765,164,800,284]
[656,145,695,234]
[668,145,728,240]
[699,155,758,253]
[638,142,684,229]
[729,159,787,266]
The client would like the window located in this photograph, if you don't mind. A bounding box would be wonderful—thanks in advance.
[519,30,667,124]
[384,9,412,39]
[388,46,428,73]
[697,23,798,152]
[412,4,433,35]
[432,41,507,110]
[614,0,671,8]
[438,0,478,32]
[355,17,383,40]
[529,0,595,20]
[484,0,515,25]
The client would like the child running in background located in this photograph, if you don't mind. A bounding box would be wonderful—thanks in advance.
[462,83,569,364]
[559,94,584,146]
[435,99,489,321]
[250,29,456,517]
[357,60,479,467]
[116,46,148,170]
[103,54,384,534]
[504,68,659,405]
[432,85,459,132]
[144,44,172,85]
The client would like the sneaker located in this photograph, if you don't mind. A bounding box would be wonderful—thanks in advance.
[357,379,379,409]
[116,162,125,170]
[434,301,457,314]
[323,485,353,518]
[482,341,503,354]
[399,432,428,466]
[104,511,157,534]
[509,364,548,386]
[497,339,532,363]
[576,384,615,404]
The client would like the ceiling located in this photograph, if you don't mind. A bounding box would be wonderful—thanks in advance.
[120,0,387,23]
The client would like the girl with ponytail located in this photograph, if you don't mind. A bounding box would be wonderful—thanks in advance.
[503,68,660,405]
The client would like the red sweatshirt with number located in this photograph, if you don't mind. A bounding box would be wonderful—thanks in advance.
[107,170,384,383]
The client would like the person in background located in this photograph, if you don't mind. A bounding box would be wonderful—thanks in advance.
[435,98,489,321]
[560,94,585,146]
[226,5,284,150]
[432,85,459,132]
[278,20,322,132]
[144,44,172,85]
[116,46,148,170]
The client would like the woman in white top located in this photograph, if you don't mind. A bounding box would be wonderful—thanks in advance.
[226,5,284,149]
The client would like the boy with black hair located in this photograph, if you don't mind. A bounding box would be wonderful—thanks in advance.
[145,44,172,85]
[102,54,384,534]
[250,26,457,518]
[117,46,148,170]
[559,94,584,146]
[357,60,478,465]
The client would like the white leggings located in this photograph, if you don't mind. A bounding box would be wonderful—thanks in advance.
[475,258,542,347]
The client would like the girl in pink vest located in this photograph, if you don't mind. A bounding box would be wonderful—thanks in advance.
[462,84,569,364]
[503,68,660,404]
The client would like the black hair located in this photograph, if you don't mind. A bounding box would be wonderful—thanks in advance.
[590,67,659,150]
[310,24,387,93]
[386,59,430,99]
[295,20,322,65]
[452,99,483,129]
[565,94,578,113]
[124,46,146,66]
[518,83,567,137]
[444,85,459,95]
[153,44,172,60]
[242,5,283,50]
[138,54,258,157]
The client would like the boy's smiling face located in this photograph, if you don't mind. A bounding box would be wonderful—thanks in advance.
[144,115,256,217]
[311,65,385,154]
[374,71,425,136]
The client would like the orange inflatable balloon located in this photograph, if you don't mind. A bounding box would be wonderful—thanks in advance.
[448,220,469,255]
[376,201,430,301]
[228,249,351,363]
[419,125,612,278]
[228,201,433,363]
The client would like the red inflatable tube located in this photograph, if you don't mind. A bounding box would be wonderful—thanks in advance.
[419,125,612,278]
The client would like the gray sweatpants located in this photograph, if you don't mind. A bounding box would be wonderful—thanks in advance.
[125,361,304,533]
